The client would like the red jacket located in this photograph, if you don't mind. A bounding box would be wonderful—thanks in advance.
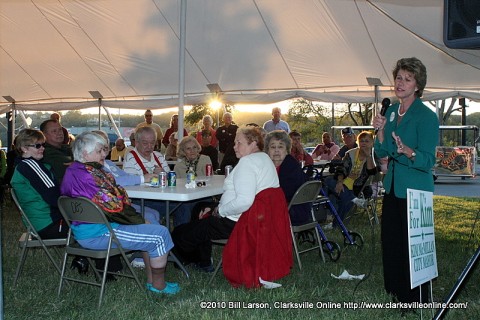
[222,187,293,288]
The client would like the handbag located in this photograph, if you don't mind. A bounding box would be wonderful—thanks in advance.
[101,204,145,225]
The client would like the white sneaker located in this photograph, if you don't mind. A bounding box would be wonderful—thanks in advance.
[351,197,367,208]
[131,258,145,269]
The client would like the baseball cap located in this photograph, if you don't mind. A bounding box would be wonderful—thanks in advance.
[341,127,355,135]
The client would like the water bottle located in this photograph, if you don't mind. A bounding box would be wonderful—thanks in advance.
[186,166,196,184]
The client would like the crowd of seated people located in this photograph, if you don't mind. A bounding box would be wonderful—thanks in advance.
[61,131,179,295]
[323,131,380,222]
[7,107,386,294]
[172,126,292,287]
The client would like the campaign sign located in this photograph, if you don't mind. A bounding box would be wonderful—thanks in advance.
[407,189,438,288]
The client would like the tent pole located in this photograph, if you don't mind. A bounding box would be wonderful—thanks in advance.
[177,0,187,140]
[103,106,122,138]
[8,104,15,151]
[331,102,334,127]
[18,111,30,128]
[98,98,102,130]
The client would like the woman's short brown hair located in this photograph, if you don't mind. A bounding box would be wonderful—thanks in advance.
[15,129,45,155]
[237,126,265,151]
[392,57,427,98]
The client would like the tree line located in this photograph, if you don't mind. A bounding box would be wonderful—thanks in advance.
[1,98,478,149]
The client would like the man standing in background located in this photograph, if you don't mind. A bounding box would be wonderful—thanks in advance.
[263,107,291,133]
[216,112,238,168]
[136,109,163,151]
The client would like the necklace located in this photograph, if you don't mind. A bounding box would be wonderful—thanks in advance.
[398,104,407,117]
[185,156,200,174]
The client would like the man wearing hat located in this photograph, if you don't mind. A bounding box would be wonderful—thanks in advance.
[334,127,358,160]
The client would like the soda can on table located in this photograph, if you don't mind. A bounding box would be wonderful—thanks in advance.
[205,163,213,177]
[159,172,167,188]
[150,176,159,187]
[225,165,233,177]
[167,171,177,187]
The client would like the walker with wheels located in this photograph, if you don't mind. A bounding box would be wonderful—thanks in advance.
[304,164,364,250]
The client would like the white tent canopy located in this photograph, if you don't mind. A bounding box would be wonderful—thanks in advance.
[1,0,480,114]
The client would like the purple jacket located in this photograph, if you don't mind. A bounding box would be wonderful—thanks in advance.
[61,161,99,200]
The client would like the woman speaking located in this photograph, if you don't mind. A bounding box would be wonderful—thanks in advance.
[373,57,439,304]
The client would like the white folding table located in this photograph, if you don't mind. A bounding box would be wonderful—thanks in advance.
[124,175,225,278]
[124,175,225,229]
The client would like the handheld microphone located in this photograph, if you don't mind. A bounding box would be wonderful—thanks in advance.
[375,98,391,134]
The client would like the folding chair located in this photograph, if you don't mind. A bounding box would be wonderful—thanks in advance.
[356,172,384,226]
[11,189,67,286]
[57,196,142,307]
[208,239,228,285]
[289,180,326,269]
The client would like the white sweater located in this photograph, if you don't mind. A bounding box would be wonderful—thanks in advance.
[218,152,279,222]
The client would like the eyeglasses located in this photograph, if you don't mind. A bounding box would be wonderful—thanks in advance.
[26,143,46,149]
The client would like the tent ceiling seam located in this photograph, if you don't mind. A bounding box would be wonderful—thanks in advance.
[32,1,118,96]
[151,0,211,85]
[55,0,134,95]
[0,45,50,98]
[357,0,391,86]
[253,0,299,88]
[366,0,480,72]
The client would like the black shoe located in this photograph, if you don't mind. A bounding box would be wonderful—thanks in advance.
[71,257,89,274]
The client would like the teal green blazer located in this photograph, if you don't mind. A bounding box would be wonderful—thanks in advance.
[374,98,439,198]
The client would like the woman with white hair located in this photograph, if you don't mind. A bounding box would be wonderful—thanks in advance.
[195,115,218,148]
[61,131,180,295]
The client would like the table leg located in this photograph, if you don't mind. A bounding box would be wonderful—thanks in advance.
[165,200,170,230]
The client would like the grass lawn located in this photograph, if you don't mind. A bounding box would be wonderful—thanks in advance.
[2,195,479,320]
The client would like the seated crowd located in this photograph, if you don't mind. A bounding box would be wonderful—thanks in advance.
[8,108,383,295]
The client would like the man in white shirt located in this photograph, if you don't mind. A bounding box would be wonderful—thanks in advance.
[263,107,291,133]
[124,127,169,176]
[135,109,164,151]
[124,126,191,227]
